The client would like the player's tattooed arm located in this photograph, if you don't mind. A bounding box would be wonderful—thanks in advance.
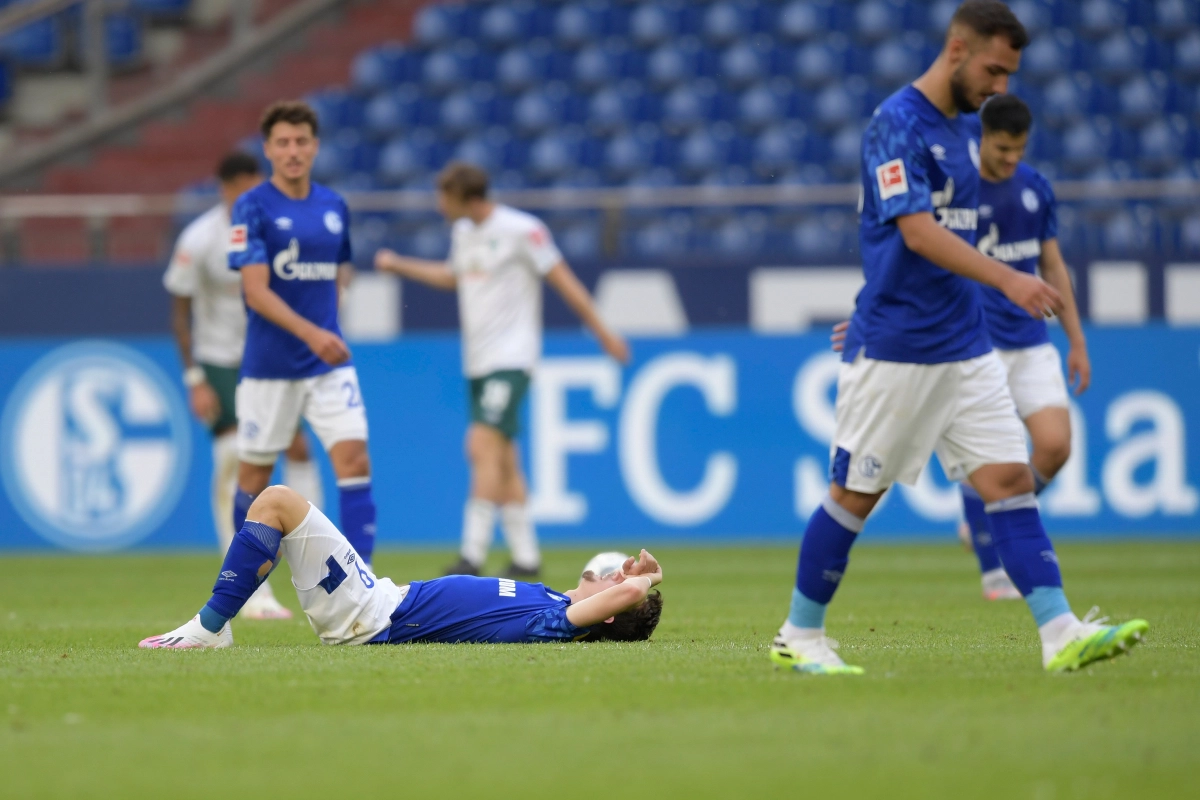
[241,264,350,365]
[1038,239,1090,394]
[895,212,1064,319]
[545,262,631,364]
[566,550,662,628]
[373,249,458,290]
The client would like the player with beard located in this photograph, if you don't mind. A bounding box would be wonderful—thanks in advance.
[770,0,1146,675]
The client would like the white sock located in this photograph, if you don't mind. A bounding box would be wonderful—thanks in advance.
[780,620,823,641]
[500,502,540,569]
[1038,611,1082,650]
[211,432,239,554]
[284,457,324,511]
[461,499,497,567]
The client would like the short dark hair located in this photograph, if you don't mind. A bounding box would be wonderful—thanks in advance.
[436,161,490,201]
[216,151,261,183]
[260,100,320,139]
[949,0,1029,50]
[580,591,663,643]
[981,93,1033,136]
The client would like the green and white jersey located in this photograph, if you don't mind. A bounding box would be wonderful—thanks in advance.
[163,204,246,368]
[449,204,563,378]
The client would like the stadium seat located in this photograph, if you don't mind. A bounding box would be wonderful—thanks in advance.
[528,131,582,179]
[306,90,364,133]
[1175,31,1200,80]
[703,2,749,48]
[499,43,550,93]
[813,80,865,132]
[712,211,769,256]
[855,0,903,45]
[678,124,736,178]
[412,4,468,49]
[555,3,600,49]
[1008,0,1053,37]
[661,80,718,135]
[1102,206,1158,256]
[1151,0,1199,39]
[363,86,423,138]
[1138,117,1188,174]
[778,1,828,42]
[1061,118,1113,173]
[871,35,924,89]
[793,212,853,259]
[1039,74,1091,129]
[479,4,533,49]
[606,126,664,180]
[0,16,65,68]
[411,223,451,259]
[646,39,701,88]
[827,123,864,179]
[1090,30,1148,82]
[513,86,565,135]
[630,212,693,259]
[352,45,419,94]
[752,122,808,178]
[630,3,680,49]
[378,134,433,186]
[556,220,603,261]
[794,37,847,88]
[738,82,786,133]
[720,41,768,89]
[574,41,624,90]
[1021,30,1076,84]
[1077,0,1127,39]
[1118,73,1168,127]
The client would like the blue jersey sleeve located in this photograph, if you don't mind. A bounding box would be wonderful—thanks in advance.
[338,198,352,264]
[228,194,268,270]
[1034,171,1058,242]
[524,605,590,643]
[863,109,933,223]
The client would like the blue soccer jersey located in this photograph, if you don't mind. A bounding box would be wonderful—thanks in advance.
[375,575,590,644]
[976,162,1058,350]
[845,85,990,364]
[228,182,352,380]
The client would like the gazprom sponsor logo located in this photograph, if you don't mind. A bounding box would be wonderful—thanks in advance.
[0,342,190,551]
[272,239,339,281]
[978,223,1041,262]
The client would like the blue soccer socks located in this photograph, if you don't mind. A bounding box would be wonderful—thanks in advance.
[986,493,1072,626]
[789,495,865,629]
[201,521,283,632]
[961,484,1002,574]
[338,478,377,566]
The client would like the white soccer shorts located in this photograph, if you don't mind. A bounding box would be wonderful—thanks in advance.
[830,350,1029,493]
[236,365,368,464]
[996,343,1070,420]
[281,503,406,646]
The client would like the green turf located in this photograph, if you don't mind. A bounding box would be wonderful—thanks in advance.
[1,542,1196,799]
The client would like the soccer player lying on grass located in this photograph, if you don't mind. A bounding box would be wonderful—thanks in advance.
[140,486,663,648]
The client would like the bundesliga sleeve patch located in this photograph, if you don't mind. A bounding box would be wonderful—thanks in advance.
[876,158,909,200]
[228,224,248,253]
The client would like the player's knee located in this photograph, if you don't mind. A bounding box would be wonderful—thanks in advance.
[250,485,295,516]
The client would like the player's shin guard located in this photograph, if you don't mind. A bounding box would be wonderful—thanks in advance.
[338,477,377,566]
[789,495,863,630]
[961,484,1002,574]
[986,493,1071,626]
[233,487,256,535]
[200,521,283,632]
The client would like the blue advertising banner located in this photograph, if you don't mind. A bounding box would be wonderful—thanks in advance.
[0,327,1197,551]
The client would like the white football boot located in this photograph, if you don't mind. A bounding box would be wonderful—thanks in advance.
[139,615,233,649]
[770,627,864,675]
[240,581,293,620]
[981,568,1022,601]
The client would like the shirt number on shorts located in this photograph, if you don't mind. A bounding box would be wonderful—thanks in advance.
[343,381,361,408]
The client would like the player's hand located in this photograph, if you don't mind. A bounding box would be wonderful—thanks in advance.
[830,320,849,353]
[1002,271,1063,319]
[189,382,220,425]
[1067,343,1091,395]
[621,549,662,587]
[600,329,631,365]
[373,248,402,274]
[306,328,351,366]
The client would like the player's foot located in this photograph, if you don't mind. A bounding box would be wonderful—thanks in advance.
[241,594,294,620]
[770,629,864,675]
[981,568,1022,601]
[443,556,481,576]
[1043,608,1149,673]
[956,520,973,552]
[501,562,540,580]
[139,615,233,649]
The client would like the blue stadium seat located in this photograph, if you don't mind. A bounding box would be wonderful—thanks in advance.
[1176,213,1200,255]
[703,2,749,48]
[630,214,690,259]
[554,2,618,50]
[528,131,582,179]
[453,129,513,174]
[1078,0,1127,38]
[752,122,808,178]
[646,39,701,88]
[1061,118,1113,173]
[574,42,622,90]
[1151,0,1199,39]
[499,43,552,94]
[1175,31,1200,80]
[774,163,830,186]
[378,132,434,186]
[440,88,491,136]
[678,124,736,178]
[630,3,680,49]
[738,82,785,132]
[363,86,422,138]
[605,127,662,179]
[778,1,829,42]
[0,16,65,68]
[793,212,853,259]
[1008,0,1054,37]
[1090,30,1148,82]
[1138,117,1187,174]
[411,223,451,259]
[855,0,903,45]
[588,84,640,135]
[828,123,864,179]
[712,211,768,256]
[1118,74,1168,127]
[1101,206,1158,256]
[513,86,566,136]
[422,43,476,94]
[306,90,364,133]
[352,45,419,94]
[794,37,847,88]
[412,4,468,49]
[480,4,533,49]
[662,80,718,135]
[871,35,924,89]
[720,41,768,89]
[1021,31,1077,84]
[1039,75,1091,129]
[813,80,865,132]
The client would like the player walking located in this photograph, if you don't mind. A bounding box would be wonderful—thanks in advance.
[164,152,323,620]
[139,485,663,648]
[375,163,629,578]
[772,1,1146,675]
[958,94,1091,600]
[228,101,379,567]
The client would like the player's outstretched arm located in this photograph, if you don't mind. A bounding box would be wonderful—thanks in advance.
[1038,238,1090,394]
[545,261,631,364]
[896,212,1064,319]
[241,264,350,365]
[566,549,662,628]
[374,249,458,291]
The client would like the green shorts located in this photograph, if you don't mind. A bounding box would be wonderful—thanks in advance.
[468,370,531,440]
[200,362,239,434]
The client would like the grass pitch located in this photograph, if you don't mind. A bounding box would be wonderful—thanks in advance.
[1,541,1196,799]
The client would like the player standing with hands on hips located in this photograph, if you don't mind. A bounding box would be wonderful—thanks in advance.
[228,101,380,569]
[375,163,630,578]
[772,0,1146,675]
[164,152,323,619]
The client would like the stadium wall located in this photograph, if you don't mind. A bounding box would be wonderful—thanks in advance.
[0,326,1196,552]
